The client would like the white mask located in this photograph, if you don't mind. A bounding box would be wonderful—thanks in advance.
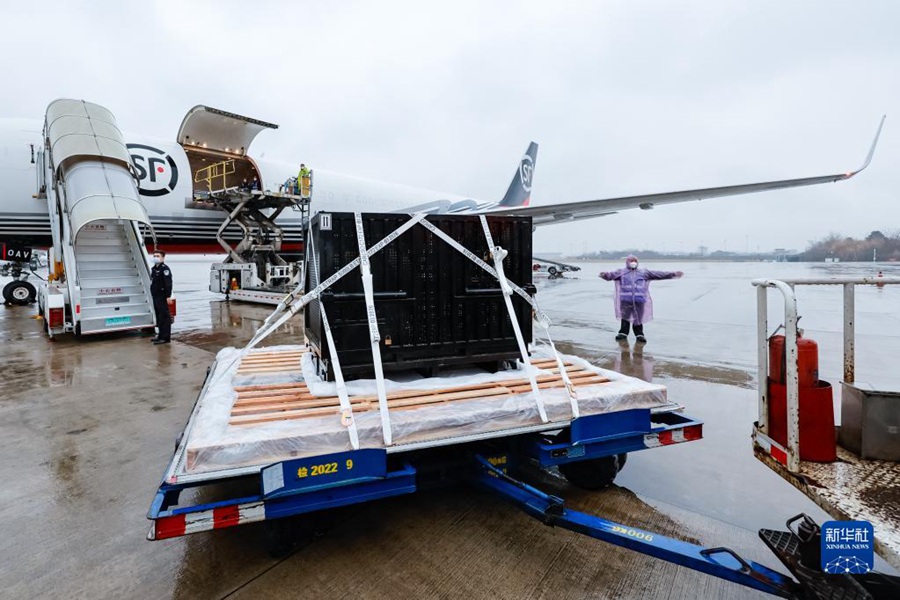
[628,261,638,269]
[152,257,161,264]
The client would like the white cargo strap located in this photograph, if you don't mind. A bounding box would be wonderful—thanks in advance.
[318,305,360,448]
[354,212,392,446]
[309,233,360,449]
[215,213,427,390]
[417,219,549,321]
[531,294,579,418]
[245,212,427,352]
[479,216,548,423]
[421,216,575,414]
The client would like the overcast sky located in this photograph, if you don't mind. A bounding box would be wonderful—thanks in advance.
[3,1,897,254]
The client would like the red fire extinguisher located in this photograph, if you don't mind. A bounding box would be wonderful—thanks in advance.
[167,297,177,324]
[767,331,836,462]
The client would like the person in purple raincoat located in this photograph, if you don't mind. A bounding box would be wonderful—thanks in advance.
[599,255,683,344]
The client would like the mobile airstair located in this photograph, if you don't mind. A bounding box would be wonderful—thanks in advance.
[36,99,157,337]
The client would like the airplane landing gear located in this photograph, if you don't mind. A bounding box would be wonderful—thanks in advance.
[3,280,37,305]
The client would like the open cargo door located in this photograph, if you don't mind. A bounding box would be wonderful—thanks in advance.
[177,106,277,195]
[177,106,277,155]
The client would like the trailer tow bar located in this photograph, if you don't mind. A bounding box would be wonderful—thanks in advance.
[473,455,801,598]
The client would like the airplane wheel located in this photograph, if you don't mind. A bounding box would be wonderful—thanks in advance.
[3,281,37,305]
[559,455,621,490]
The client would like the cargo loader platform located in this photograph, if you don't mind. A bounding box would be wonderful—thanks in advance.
[753,443,900,570]
[201,187,310,305]
[751,277,900,572]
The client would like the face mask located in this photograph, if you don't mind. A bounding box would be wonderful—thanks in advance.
[152,257,161,264]
[628,262,638,269]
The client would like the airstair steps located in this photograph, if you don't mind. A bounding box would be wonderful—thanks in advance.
[80,302,151,318]
[79,267,144,278]
[72,219,155,334]
[80,275,144,288]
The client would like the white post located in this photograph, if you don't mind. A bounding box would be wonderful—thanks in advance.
[843,283,855,383]
[770,281,801,472]
[757,285,769,433]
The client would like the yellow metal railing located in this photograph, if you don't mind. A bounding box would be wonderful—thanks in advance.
[194,159,236,191]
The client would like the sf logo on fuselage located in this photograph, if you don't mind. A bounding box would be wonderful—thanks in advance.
[127,143,179,197]
[519,155,534,193]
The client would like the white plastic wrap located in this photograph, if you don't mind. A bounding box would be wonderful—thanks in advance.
[182,345,669,475]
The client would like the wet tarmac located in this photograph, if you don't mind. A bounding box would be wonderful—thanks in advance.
[1,257,897,598]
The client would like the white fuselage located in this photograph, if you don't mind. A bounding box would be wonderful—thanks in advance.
[0,119,496,251]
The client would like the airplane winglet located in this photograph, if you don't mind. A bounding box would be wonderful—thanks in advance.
[847,114,886,178]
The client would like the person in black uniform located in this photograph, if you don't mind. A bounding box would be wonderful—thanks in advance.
[150,250,173,344]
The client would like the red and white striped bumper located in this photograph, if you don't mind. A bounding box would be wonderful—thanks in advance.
[753,429,789,465]
[149,501,266,540]
[643,424,702,448]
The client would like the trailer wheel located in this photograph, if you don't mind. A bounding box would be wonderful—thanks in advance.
[547,266,558,276]
[559,455,621,490]
[264,520,299,558]
[262,515,327,558]
[3,281,36,305]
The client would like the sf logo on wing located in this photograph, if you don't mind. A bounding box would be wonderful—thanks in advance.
[519,155,534,193]
[128,143,179,197]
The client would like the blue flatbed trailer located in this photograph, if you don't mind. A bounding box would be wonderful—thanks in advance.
[147,368,900,599]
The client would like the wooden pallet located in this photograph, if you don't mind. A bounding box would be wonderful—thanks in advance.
[235,349,305,376]
[229,356,609,427]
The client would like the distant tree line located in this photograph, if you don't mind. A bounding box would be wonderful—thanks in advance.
[575,230,900,262]
[800,231,900,262]
[576,248,779,261]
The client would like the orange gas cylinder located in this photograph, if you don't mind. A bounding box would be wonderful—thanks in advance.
[767,332,836,462]
[768,334,818,388]
[767,381,836,462]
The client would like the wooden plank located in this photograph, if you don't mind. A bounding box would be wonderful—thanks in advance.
[233,382,309,393]
[234,393,320,407]
[228,358,611,427]
[239,358,303,366]
[237,361,302,369]
[393,386,511,406]
[235,367,302,375]
[231,405,343,424]
[234,383,515,415]
[530,358,563,366]
[231,371,607,408]
[237,387,312,400]
[233,396,372,416]
[240,355,303,361]
[230,385,515,426]
[238,360,302,367]
[507,376,608,394]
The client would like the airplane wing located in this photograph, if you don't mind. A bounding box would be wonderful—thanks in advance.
[493,116,885,227]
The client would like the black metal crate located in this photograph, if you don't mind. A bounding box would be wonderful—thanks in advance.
[305,212,534,381]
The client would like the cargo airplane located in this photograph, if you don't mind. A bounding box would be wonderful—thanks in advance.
[0,105,885,300]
